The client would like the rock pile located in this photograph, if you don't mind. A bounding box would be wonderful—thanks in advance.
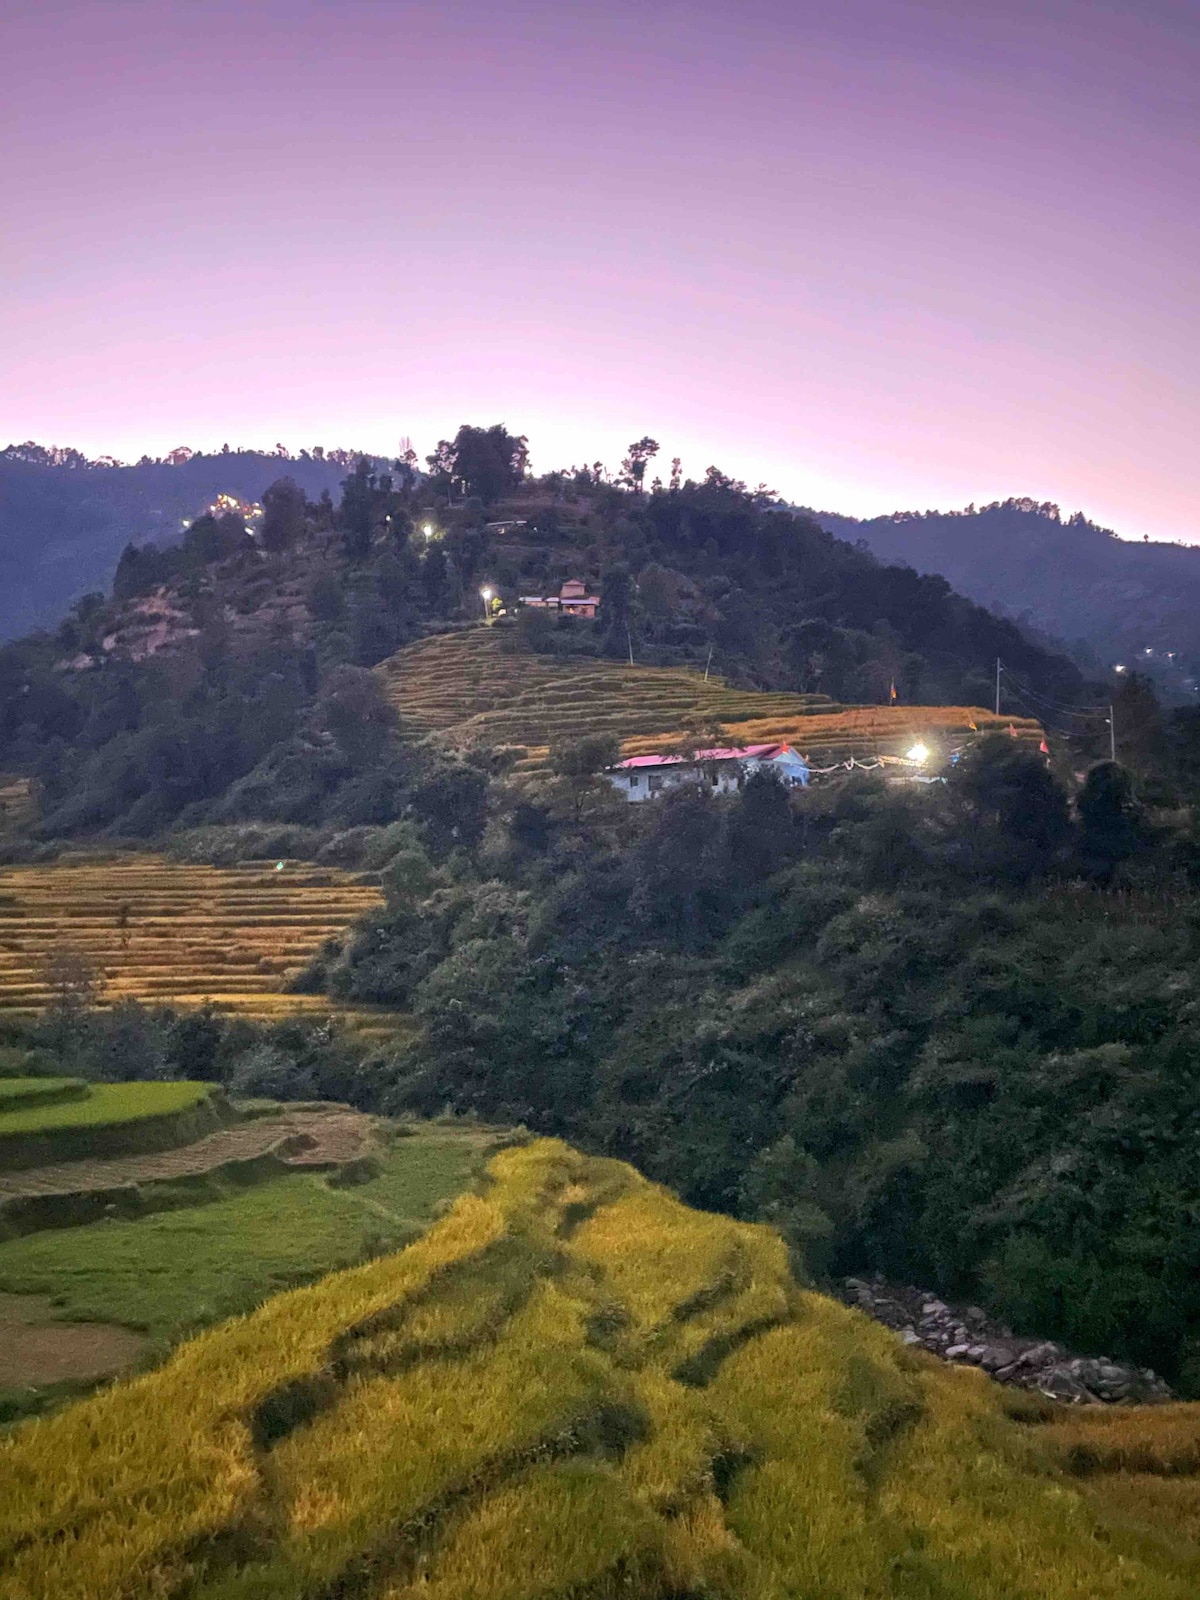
[841,1275,1173,1405]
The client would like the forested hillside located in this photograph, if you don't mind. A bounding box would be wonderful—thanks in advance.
[0,430,1090,840]
[817,499,1200,694]
[0,442,375,641]
[6,426,1200,1401]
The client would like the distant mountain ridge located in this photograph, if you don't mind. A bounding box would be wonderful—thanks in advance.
[0,444,384,641]
[813,499,1200,694]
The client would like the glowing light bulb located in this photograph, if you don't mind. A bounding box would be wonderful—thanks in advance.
[422,524,433,537]
[906,742,929,765]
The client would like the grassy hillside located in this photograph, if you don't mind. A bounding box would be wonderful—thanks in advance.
[378,627,1044,769]
[0,1124,494,1343]
[5,1138,1200,1600]
[0,1110,498,1423]
[0,856,382,1020]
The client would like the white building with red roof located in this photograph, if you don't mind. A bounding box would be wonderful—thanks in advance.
[607,742,809,802]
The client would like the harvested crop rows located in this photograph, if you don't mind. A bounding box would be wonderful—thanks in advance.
[0,857,383,1020]
[379,628,1043,771]
[622,704,1046,765]
[378,628,837,753]
[7,1139,1200,1600]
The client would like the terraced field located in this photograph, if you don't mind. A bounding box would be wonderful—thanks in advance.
[0,1111,500,1416]
[0,857,383,1022]
[622,703,1046,766]
[378,628,1043,770]
[378,628,836,751]
[6,1139,1200,1600]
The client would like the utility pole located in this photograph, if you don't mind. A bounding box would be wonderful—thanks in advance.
[626,626,634,667]
[994,657,1002,716]
[704,646,713,682]
[1109,703,1116,763]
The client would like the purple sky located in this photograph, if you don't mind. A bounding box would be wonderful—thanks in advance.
[3,1,1197,539]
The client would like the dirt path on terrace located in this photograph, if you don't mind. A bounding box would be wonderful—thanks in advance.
[0,1292,151,1387]
[0,1106,377,1199]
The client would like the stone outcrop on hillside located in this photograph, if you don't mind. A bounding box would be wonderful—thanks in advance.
[842,1275,1173,1405]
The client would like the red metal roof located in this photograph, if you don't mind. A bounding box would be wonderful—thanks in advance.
[614,743,790,770]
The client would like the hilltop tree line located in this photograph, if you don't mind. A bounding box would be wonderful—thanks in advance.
[0,424,1104,840]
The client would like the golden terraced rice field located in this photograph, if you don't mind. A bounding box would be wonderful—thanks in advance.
[4,1139,1200,1600]
[378,628,836,750]
[379,628,1044,770]
[0,857,383,1021]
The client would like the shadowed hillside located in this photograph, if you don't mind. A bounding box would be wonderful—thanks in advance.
[5,1138,1200,1599]
[816,499,1200,694]
[0,444,375,642]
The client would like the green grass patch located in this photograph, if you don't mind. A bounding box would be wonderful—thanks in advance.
[0,1080,207,1138]
[0,1129,490,1342]
[0,1077,86,1114]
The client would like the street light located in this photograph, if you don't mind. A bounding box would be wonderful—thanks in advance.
[480,586,493,621]
[422,523,434,538]
[906,742,929,765]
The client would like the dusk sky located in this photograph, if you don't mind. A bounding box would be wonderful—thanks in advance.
[3,1,1197,540]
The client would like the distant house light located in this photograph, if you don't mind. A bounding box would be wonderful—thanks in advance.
[1114,664,1128,674]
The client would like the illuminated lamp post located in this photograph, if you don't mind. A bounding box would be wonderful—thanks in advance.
[480,586,494,621]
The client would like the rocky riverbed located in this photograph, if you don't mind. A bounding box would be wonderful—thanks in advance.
[841,1275,1173,1405]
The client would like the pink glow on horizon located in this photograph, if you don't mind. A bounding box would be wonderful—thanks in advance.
[1,1,1197,539]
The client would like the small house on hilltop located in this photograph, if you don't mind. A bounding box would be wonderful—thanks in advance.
[608,742,809,802]
[518,578,600,618]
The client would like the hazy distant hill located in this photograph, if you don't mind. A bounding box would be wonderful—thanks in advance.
[814,499,1200,691]
[0,445,376,641]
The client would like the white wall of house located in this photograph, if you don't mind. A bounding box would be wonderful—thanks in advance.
[608,748,810,803]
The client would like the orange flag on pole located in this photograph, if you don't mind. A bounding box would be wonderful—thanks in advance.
[889,681,898,703]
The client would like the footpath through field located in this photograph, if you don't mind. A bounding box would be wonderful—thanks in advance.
[0,1105,376,1200]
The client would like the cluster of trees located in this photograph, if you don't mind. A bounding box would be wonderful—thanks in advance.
[288,734,1200,1390]
[18,990,369,1107]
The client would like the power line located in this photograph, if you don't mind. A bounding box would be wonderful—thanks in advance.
[999,665,1111,719]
